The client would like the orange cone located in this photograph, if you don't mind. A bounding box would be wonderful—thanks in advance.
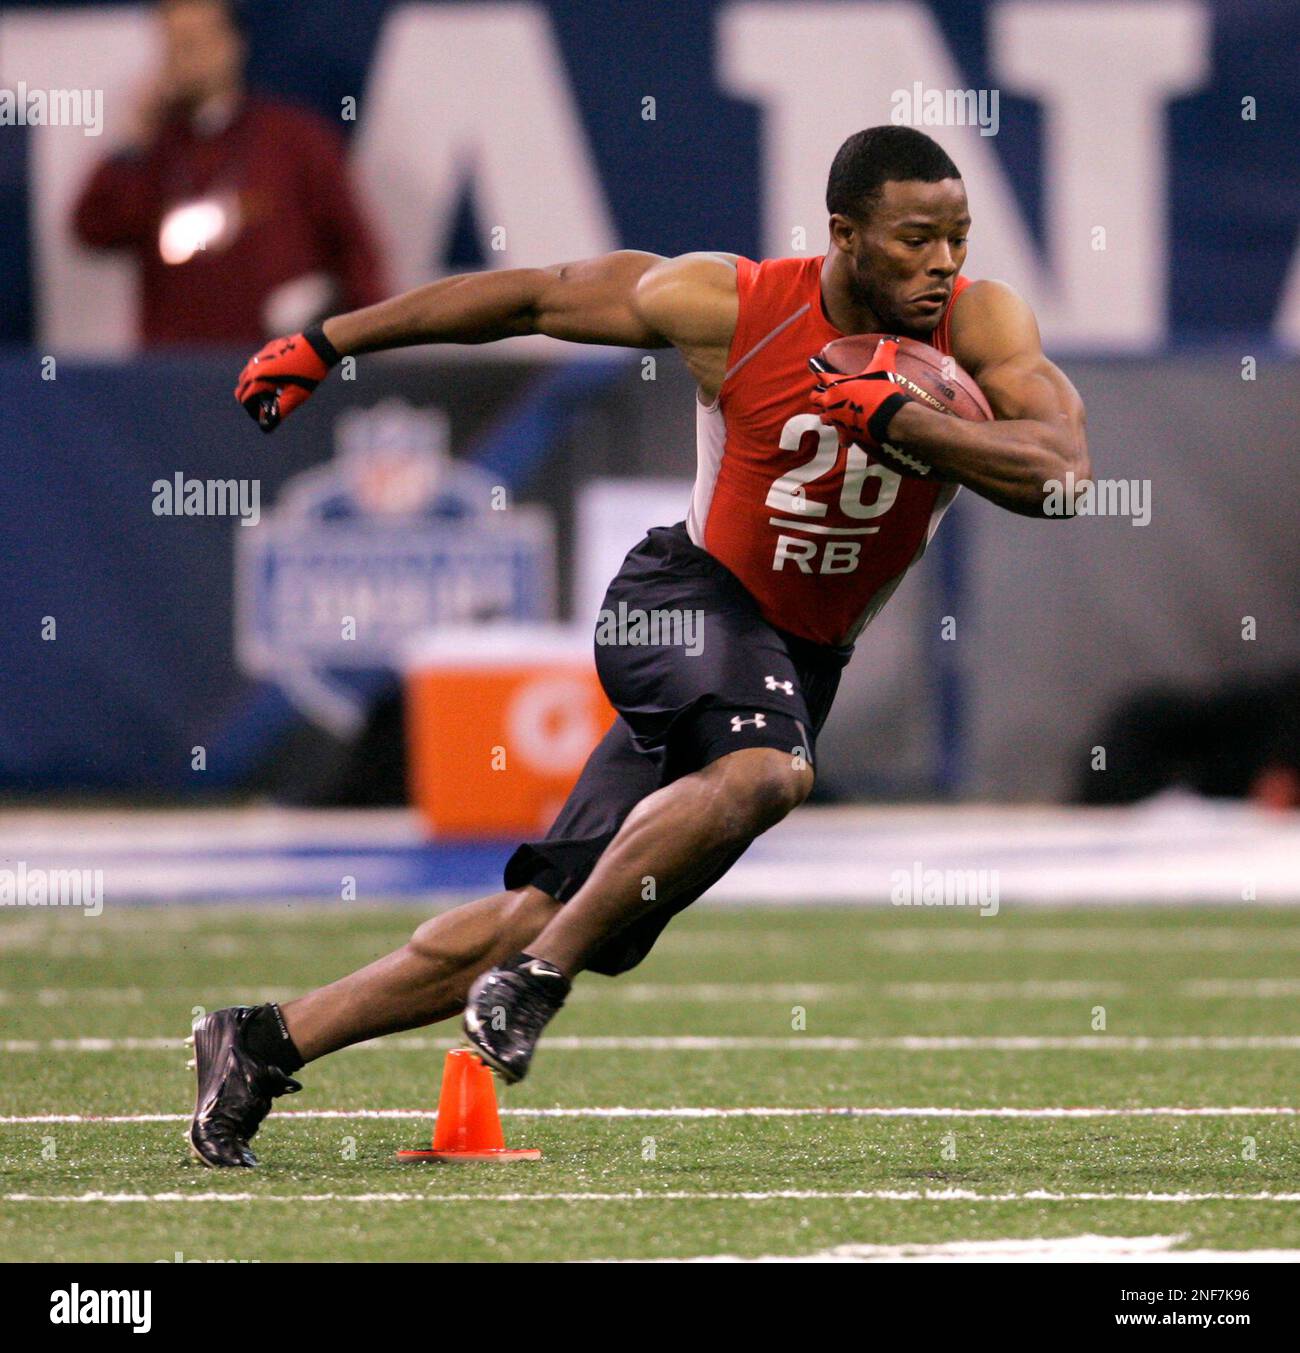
[396,1048,541,1162]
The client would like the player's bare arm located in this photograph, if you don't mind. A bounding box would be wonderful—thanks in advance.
[235,249,741,428]
[323,247,735,370]
[323,248,672,352]
[327,248,742,382]
[880,279,1090,515]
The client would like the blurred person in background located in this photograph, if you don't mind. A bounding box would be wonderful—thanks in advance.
[72,0,386,346]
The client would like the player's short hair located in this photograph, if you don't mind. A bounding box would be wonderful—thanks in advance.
[826,127,961,219]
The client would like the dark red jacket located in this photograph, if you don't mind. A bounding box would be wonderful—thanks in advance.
[73,95,387,346]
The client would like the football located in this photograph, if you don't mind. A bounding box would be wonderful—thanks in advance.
[815,332,994,423]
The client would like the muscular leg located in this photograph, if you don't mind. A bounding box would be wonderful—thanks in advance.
[187,885,563,1167]
[273,748,807,1061]
[280,885,561,1061]
[526,746,812,977]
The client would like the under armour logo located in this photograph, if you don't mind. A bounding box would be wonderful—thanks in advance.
[764,675,794,695]
[731,713,767,732]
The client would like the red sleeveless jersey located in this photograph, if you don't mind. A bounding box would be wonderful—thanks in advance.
[686,255,970,647]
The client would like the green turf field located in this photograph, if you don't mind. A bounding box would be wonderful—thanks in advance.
[3,902,1299,1261]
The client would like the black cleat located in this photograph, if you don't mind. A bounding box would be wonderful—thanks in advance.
[462,954,570,1084]
[187,1006,302,1168]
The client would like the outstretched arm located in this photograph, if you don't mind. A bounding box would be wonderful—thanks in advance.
[884,280,1091,515]
[235,250,738,430]
[322,250,672,354]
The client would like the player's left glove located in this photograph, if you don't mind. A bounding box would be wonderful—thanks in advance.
[234,324,341,433]
[809,334,912,451]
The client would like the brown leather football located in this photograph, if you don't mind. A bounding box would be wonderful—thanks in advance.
[815,333,993,423]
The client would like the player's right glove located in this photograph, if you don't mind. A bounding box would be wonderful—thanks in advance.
[808,334,912,451]
[234,323,342,433]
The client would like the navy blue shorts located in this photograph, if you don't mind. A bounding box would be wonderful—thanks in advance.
[503,522,850,975]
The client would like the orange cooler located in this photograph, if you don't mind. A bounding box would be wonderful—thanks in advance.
[404,626,614,837]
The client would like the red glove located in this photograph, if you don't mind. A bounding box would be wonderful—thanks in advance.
[234,324,341,432]
[809,335,913,451]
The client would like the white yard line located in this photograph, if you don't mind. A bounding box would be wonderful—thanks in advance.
[7,977,1300,1005]
[6,1034,1300,1053]
[868,928,1300,953]
[0,988,147,1007]
[887,978,1300,1000]
[605,1234,1300,1263]
[2,1105,1295,1125]
[590,983,844,1002]
[881,981,1124,999]
[573,978,1300,1001]
[7,920,1300,951]
[1182,978,1300,997]
[6,1189,1300,1205]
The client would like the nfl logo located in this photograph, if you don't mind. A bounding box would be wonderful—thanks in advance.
[335,400,453,516]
